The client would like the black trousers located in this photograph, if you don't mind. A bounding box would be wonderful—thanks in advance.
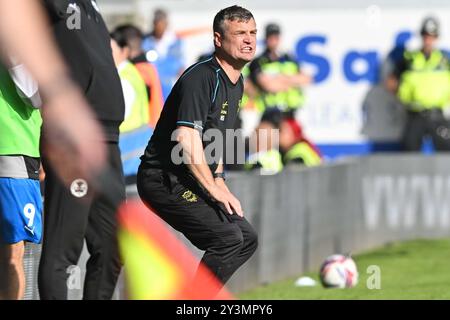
[403,109,450,151]
[38,143,125,300]
[136,166,258,285]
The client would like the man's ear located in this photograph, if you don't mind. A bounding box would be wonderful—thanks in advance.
[214,32,222,48]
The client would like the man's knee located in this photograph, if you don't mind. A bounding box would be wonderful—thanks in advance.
[245,229,258,254]
[225,227,245,254]
[203,226,244,260]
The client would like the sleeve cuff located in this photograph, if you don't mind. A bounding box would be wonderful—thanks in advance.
[176,121,204,131]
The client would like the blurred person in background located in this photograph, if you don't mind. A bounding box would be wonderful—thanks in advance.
[142,9,186,100]
[249,23,312,119]
[38,0,126,300]
[0,58,43,300]
[245,107,322,172]
[245,110,283,175]
[387,16,450,151]
[279,118,322,167]
[361,32,410,150]
[112,24,164,129]
[137,5,258,289]
[111,28,151,185]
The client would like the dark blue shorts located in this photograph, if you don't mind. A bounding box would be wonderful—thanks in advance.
[0,178,42,244]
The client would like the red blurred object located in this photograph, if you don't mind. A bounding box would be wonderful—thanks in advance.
[118,199,234,300]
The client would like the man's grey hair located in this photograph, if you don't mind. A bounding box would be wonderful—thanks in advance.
[213,5,254,36]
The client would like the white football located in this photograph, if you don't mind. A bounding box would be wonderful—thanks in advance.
[319,254,358,288]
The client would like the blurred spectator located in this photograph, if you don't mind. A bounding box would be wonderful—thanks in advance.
[142,9,186,100]
[382,32,412,92]
[248,23,312,118]
[280,118,322,166]
[245,111,283,175]
[111,29,151,184]
[361,32,410,149]
[112,24,164,128]
[0,58,42,300]
[388,16,450,151]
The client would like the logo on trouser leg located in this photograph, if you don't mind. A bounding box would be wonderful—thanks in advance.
[70,179,88,198]
[182,190,198,203]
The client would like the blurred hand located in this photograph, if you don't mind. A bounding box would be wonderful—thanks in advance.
[41,84,107,187]
[291,72,313,87]
[0,0,108,187]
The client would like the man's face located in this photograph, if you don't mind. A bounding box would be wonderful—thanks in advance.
[422,33,438,51]
[153,18,168,39]
[215,18,257,64]
[265,34,280,52]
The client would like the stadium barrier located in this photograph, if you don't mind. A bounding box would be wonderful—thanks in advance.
[23,154,450,299]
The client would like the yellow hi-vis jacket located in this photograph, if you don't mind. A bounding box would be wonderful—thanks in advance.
[398,49,450,111]
[245,149,284,175]
[119,61,149,133]
[284,142,322,167]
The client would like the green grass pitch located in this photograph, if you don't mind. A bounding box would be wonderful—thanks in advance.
[239,239,450,300]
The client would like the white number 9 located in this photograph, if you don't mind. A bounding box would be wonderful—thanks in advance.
[23,203,35,228]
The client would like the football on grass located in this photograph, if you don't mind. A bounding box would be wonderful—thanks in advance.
[319,254,358,288]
